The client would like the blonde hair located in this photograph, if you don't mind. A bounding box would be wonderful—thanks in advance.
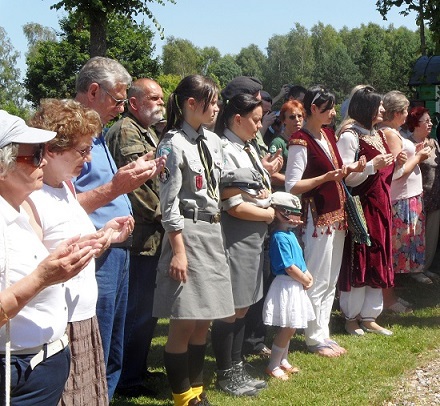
[382,90,409,121]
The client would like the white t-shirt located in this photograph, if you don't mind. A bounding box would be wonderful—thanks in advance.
[0,196,68,350]
[29,183,98,322]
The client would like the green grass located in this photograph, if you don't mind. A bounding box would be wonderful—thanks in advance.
[111,274,440,406]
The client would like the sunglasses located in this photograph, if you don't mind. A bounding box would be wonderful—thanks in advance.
[73,145,94,158]
[16,144,44,167]
[100,84,128,107]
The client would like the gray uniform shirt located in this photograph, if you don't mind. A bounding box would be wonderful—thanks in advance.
[221,128,271,187]
[157,121,223,233]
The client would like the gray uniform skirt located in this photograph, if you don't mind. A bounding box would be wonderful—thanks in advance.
[222,212,266,309]
[153,219,235,319]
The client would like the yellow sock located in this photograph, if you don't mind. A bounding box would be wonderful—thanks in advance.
[192,385,203,399]
[172,388,195,406]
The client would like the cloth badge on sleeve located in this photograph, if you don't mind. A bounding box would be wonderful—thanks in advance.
[158,145,172,157]
[159,167,170,183]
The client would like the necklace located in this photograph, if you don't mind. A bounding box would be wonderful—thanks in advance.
[359,130,387,154]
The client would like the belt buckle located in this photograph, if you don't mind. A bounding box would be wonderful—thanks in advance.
[212,212,221,224]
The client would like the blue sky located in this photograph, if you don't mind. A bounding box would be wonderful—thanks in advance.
[1,0,417,77]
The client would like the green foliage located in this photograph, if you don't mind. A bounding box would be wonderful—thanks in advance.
[161,37,202,77]
[0,27,27,114]
[158,22,423,103]
[199,46,221,76]
[50,0,175,55]
[386,26,420,96]
[358,23,393,93]
[105,14,160,79]
[24,12,159,106]
[376,0,440,53]
[155,73,181,103]
[208,55,242,89]
[235,44,266,80]
[265,24,315,96]
[310,23,361,101]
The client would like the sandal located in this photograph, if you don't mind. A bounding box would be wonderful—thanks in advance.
[265,367,289,381]
[424,270,440,280]
[387,300,413,314]
[280,363,300,374]
[397,297,413,308]
[411,273,433,285]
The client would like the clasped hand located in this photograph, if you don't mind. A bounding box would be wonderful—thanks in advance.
[113,151,167,195]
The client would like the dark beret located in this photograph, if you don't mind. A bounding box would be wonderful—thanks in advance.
[221,76,263,101]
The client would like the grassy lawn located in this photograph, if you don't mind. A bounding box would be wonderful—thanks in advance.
[111,274,440,406]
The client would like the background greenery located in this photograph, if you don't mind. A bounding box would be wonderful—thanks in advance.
[0,1,438,117]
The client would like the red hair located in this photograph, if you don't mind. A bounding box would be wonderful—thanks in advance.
[406,106,430,132]
[279,100,305,122]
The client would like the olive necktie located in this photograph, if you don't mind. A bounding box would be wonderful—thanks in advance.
[197,135,218,200]
[244,142,271,190]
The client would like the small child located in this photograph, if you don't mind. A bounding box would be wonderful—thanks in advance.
[263,192,315,381]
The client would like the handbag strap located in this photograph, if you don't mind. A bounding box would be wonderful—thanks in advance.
[341,179,353,198]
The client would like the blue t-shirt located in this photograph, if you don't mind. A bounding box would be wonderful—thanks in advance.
[74,134,132,229]
[269,230,307,276]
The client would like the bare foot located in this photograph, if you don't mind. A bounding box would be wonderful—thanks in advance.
[325,338,347,355]
[308,344,340,358]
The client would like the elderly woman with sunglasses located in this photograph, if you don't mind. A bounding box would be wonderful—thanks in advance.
[27,99,134,406]
[0,110,99,405]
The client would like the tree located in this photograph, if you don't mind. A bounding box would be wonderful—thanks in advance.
[25,12,160,106]
[386,26,420,93]
[23,23,57,59]
[235,44,266,80]
[265,24,315,97]
[50,0,175,56]
[376,0,439,54]
[310,23,361,101]
[199,46,221,76]
[156,73,181,102]
[208,55,242,89]
[0,27,27,116]
[358,24,393,92]
[162,37,201,77]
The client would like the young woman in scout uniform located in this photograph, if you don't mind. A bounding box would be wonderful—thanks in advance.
[153,75,234,406]
[211,94,274,397]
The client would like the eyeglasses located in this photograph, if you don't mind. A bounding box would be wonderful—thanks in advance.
[16,144,44,167]
[100,85,128,107]
[73,145,93,158]
[419,118,432,124]
[287,114,303,120]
